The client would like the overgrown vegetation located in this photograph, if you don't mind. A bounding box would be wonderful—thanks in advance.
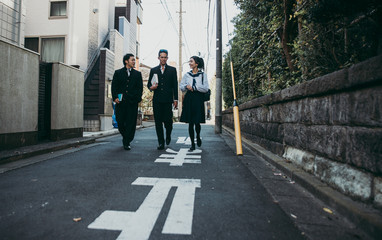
[223,0,382,107]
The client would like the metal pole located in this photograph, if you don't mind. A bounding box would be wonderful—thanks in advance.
[215,0,222,134]
[178,0,183,118]
[18,0,23,46]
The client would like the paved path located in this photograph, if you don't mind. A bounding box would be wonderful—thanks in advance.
[0,123,371,239]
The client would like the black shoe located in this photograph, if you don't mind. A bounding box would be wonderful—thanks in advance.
[166,136,171,145]
[124,144,131,151]
[157,144,165,150]
[197,138,202,147]
[189,144,195,151]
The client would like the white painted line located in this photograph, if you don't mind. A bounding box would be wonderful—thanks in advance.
[88,177,201,240]
[176,137,202,145]
[176,137,191,145]
[155,148,202,166]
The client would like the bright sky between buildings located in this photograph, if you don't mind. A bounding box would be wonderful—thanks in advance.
[140,0,239,80]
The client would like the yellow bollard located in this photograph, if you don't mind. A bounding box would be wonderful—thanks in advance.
[233,104,243,155]
[230,62,243,155]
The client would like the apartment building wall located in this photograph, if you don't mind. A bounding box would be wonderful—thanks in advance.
[24,0,115,71]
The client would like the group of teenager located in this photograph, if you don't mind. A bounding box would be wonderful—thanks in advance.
[111,49,209,151]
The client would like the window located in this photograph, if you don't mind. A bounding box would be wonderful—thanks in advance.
[25,38,39,53]
[41,38,65,62]
[50,1,67,17]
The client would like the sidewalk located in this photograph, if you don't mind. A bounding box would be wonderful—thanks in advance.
[222,126,382,239]
[0,121,155,165]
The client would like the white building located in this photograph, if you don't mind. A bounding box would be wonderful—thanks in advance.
[24,0,116,71]
[22,0,143,131]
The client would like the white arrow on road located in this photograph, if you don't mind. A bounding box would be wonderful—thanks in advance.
[155,148,202,166]
[88,177,201,240]
[176,137,202,145]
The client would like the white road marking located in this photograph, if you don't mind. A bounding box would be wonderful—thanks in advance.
[88,177,201,240]
[155,148,202,166]
[176,137,191,145]
[176,137,202,145]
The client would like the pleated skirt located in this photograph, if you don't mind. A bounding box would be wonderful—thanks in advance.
[180,91,205,124]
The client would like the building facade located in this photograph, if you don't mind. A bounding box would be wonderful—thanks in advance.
[23,0,116,71]
[22,0,143,132]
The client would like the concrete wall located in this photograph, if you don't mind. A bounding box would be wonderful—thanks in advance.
[50,63,84,140]
[222,55,382,208]
[0,39,39,149]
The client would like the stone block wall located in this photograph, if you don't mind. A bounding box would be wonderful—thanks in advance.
[222,55,382,208]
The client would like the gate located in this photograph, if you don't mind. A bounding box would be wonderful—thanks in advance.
[38,62,52,140]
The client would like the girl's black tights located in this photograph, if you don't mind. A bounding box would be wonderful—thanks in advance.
[188,123,201,145]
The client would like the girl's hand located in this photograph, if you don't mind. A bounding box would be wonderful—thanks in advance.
[186,85,193,91]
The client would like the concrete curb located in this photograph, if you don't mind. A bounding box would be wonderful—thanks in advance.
[0,124,155,166]
[0,137,96,165]
[222,125,382,238]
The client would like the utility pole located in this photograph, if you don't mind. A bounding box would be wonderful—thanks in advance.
[177,0,184,117]
[215,0,222,134]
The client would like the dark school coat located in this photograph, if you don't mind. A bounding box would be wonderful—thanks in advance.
[147,64,178,103]
[111,67,143,105]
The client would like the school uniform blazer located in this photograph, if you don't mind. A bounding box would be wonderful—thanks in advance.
[111,67,143,104]
[147,64,178,103]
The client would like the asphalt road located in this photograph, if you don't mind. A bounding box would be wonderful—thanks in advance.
[0,124,369,240]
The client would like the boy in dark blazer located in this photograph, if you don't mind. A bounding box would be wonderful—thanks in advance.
[147,49,178,150]
[112,53,143,150]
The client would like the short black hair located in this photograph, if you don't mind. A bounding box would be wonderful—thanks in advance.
[158,49,168,56]
[123,53,134,65]
[191,56,204,70]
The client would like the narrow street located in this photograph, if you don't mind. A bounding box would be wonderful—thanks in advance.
[0,124,370,240]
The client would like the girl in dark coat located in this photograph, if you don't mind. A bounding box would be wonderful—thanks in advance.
[180,56,209,150]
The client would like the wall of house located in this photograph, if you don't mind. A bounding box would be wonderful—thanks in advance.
[98,0,113,45]
[222,55,382,208]
[70,0,91,70]
[98,48,115,131]
[109,29,124,70]
[88,0,99,65]
[0,39,39,149]
[50,63,84,140]
[0,0,25,46]
[119,16,131,55]
[24,0,69,37]
[25,0,116,71]
[128,0,137,55]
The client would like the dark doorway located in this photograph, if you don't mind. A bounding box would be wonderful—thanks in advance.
[38,62,52,140]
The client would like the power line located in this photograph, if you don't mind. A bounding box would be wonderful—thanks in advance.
[206,0,216,72]
[160,0,178,35]
[142,25,170,61]
[223,0,232,62]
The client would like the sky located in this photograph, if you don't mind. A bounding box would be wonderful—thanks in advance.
[139,0,239,79]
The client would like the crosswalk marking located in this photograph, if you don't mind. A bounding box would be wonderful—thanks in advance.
[155,148,202,166]
[88,177,201,240]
